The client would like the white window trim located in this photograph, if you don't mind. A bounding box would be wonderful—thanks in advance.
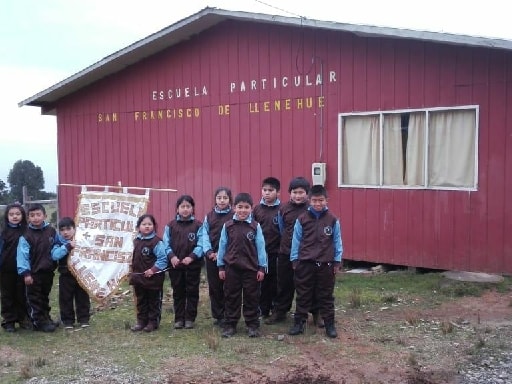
[337,105,479,191]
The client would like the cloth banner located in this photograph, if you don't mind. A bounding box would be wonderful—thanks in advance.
[69,188,149,301]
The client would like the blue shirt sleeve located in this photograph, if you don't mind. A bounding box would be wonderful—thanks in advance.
[153,240,169,270]
[200,215,212,255]
[51,243,69,261]
[290,219,302,262]
[333,219,343,262]
[51,234,70,261]
[216,224,228,268]
[255,223,268,270]
[192,225,203,258]
[16,236,31,275]
[162,225,174,256]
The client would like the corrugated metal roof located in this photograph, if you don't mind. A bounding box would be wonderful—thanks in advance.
[19,6,512,113]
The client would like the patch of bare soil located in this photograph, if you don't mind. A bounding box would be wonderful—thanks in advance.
[162,290,512,384]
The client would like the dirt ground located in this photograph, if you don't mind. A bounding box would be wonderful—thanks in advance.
[2,283,510,384]
[163,290,512,384]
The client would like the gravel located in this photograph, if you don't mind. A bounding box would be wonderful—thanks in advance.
[457,351,512,383]
[456,325,512,384]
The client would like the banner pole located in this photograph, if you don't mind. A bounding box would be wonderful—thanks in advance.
[59,183,178,192]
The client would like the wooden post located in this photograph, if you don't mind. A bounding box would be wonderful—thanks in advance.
[22,186,28,207]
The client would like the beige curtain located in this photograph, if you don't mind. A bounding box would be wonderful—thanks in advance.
[405,112,426,186]
[383,114,404,185]
[342,115,380,185]
[428,110,476,187]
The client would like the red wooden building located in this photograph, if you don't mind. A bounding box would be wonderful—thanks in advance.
[21,8,512,274]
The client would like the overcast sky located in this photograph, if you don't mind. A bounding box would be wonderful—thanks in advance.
[1,0,510,192]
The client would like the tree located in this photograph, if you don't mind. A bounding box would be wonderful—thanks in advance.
[38,190,57,200]
[0,178,10,204]
[7,160,45,203]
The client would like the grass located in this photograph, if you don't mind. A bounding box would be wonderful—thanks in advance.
[0,270,510,383]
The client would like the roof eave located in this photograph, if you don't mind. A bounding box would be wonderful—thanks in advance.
[19,7,512,114]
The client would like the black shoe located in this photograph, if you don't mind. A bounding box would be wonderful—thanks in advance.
[247,327,261,338]
[288,321,305,336]
[36,322,56,333]
[221,326,236,338]
[131,323,145,332]
[325,322,338,338]
[264,312,287,325]
[174,321,184,329]
[48,317,60,328]
[143,323,157,332]
[4,323,15,333]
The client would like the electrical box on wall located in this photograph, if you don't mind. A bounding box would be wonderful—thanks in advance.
[312,162,326,186]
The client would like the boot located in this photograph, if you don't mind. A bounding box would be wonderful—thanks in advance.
[247,326,261,338]
[131,323,145,332]
[325,321,338,338]
[222,325,237,338]
[288,319,305,335]
[143,323,157,332]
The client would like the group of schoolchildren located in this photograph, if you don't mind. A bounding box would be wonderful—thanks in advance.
[129,176,343,339]
[0,203,89,333]
[0,176,343,339]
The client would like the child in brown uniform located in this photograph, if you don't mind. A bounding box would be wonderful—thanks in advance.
[265,177,310,325]
[17,203,58,332]
[129,214,168,332]
[201,187,233,326]
[0,203,28,332]
[51,217,91,329]
[252,177,281,318]
[288,185,343,338]
[217,192,268,338]
[163,195,204,330]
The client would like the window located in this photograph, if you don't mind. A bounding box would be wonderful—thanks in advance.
[338,106,478,190]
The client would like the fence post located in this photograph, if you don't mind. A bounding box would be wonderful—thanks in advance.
[22,186,28,207]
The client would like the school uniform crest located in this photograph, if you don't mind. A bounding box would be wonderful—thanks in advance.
[272,215,279,225]
[246,230,255,241]
[141,246,150,256]
[48,236,55,246]
[188,232,196,242]
[323,226,333,236]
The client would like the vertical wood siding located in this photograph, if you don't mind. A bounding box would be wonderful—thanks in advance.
[55,20,512,273]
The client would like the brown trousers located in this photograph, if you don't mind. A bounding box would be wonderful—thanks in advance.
[259,252,278,316]
[59,272,91,324]
[273,253,295,314]
[205,257,225,321]
[168,264,201,323]
[223,264,260,328]
[134,285,163,326]
[25,271,54,327]
[293,261,336,323]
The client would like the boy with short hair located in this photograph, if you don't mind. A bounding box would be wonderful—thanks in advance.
[17,204,58,332]
[288,185,343,338]
[265,176,310,325]
[217,192,268,338]
[252,177,281,318]
[51,217,91,329]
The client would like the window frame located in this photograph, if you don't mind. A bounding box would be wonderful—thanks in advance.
[337,105,479,191]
